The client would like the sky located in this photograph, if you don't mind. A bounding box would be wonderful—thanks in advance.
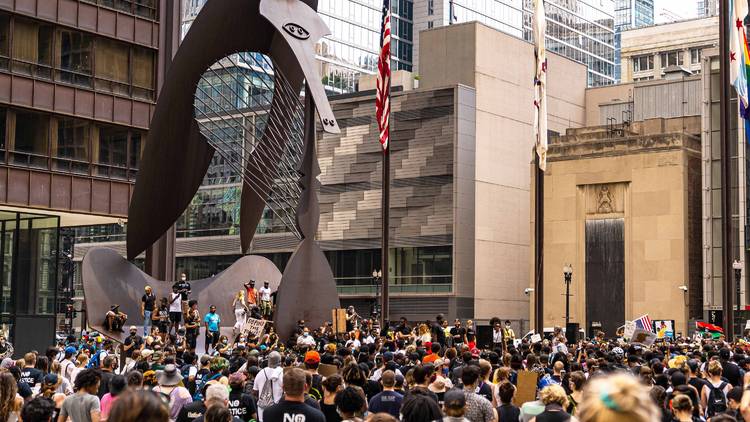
[654,0,699,23]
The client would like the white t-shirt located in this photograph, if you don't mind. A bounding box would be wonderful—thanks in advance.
[253,366,284,420]
[259,287,271,302]
[169,293,182,313]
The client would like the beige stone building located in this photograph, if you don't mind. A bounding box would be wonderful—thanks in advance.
[538,118,702,336]
[620,17,718,83]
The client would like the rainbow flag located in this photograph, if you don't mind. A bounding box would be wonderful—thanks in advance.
[731,0,750,118]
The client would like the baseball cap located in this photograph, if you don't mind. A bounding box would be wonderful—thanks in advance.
[65,346,77,355]
[444,389,466,409]
[43,373,59,386]
[304,351,321,364]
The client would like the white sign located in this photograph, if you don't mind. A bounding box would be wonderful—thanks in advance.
[630,329,657,347]
[623,321,636,340]
[745,320,750,330]
[530,334,542,344]
[243,317,267,338]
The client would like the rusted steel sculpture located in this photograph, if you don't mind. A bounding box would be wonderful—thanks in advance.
[82,0,340,341]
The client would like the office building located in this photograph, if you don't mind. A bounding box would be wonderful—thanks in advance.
[614,0,654,81]
[697,0,718,17]
[620,17,718,83]
[0,0,175,353]
[413,0,616,86]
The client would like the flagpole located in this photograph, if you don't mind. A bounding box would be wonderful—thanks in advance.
[720,0,735,341]
[534,153,544,334]
[381,141,390,328]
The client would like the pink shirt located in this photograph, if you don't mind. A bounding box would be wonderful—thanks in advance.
[100,393,117,420]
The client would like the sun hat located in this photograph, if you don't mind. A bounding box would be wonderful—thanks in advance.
[157,364,183,386]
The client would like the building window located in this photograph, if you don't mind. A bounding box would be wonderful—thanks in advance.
[94,38,130,96]
[690,48,702,64]
[12,19,53,79]
[56,29,93,87]
[428,0,434,15]
[97,126,128,178]
[132,47,155,100]
[0,14,10,70]
[82,0,158,20]
[633,75,654,81]
[660,50,683,68]
[55,118,90,174]
[427,21,433,29]
[632,55,653,72]
[12,111,49,168]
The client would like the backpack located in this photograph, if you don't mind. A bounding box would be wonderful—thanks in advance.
[257,368,277,408]
[707,381,728,416]
[192,369,210,401]
[87,350,104,368]
[181,364,196,394]
[308,373,323,401]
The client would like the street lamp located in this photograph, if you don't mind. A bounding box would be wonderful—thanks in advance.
[372,269,382,318]
[678,285,688,336]
[733,260,743,311]
[563,264,573,327]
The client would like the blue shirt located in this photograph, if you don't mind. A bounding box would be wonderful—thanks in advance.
[368,390,403,418]
[204,312,221,332]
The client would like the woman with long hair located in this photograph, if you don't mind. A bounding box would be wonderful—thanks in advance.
[108,390,169,422]
[417,324,431,344]
[0,372,21,422]
[70,353,89,385]
[320,374,343,422]
[37,373,66,420]
[49,360,74,395]
[232,290,247,336]
[577,373,659,422]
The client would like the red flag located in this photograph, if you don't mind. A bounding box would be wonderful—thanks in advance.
[375,0,391,152]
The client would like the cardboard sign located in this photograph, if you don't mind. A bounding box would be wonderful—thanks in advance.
[331,309,348,334]
[243,317,267,338]
[515,371,538,405]
[631,329,657,346]
[530,334,542,344]
[319,363,339,377]
[623,321,636,340]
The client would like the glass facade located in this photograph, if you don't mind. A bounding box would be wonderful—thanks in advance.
[521,0,616,86]
[0,210,60,344]
[182,0,412,95]
[613,0,653,81]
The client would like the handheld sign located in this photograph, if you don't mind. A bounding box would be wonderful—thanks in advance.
[530,334,542,344]
[623,321,636,340]
[631,329,657,347]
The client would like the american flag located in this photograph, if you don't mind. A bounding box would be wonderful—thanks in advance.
[375,0,391,151]
[634,314,653,333]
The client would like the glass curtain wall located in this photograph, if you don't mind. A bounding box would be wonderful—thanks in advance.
[0,211,59,343]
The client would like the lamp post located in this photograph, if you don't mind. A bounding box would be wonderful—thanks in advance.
[678,285,688,337]
[734,260,743,311]
[372,269,382,319]
[563,264,573,328]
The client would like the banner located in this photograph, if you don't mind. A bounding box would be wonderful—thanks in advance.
[623,320,636,340]
[654,320,674,339]
[243,317,267,338]
[631,328,657,347]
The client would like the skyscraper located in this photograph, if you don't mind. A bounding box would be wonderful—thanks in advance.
[413,0,617,86]
[697,0,718,17]
[614,0,655,81]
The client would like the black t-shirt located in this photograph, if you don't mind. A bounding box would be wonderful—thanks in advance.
[19,367,43,386]
[228,389,257,421]
[173,281,191,300]
[263,400,326,422]
[498,404,521,422]
[98,370,114,398]
[17,381,32,399]
[141,293,156,311]
[176,400,207,422]
[450,326,466,343]
[319,402,341,422]
[124,334,143,358]
[466,328,476,342]
[431,322,446,345]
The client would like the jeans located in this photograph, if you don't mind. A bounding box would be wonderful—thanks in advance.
[143,310,152,336]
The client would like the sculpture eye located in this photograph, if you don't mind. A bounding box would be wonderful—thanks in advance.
[283,23,310,40]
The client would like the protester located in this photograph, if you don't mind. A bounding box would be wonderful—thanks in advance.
[443,388,470,422]
[108,389,170,422]
[263,368,326,422]
[20,396,55,422]
[254,351,283,420]
[368,370,402,418]
[100,375,127,421]
[400,389,443,422]
[320,374,344,422]
[577,373,659,422]
[59,368,101,422]
[153,363,193,420]
[530,384,573,422]
[0,372,22,422]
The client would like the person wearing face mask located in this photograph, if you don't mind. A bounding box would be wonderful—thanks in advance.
[297,328,316,351]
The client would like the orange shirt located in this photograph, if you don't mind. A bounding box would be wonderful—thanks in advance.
[422,353,438,364]
[246,288,258,305]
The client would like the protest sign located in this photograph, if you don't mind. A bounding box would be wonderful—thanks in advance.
[515,371,538,406]
[243,317,266,338]
[631,329,657,346]
[530,333,542,344]
[623,320,636,340]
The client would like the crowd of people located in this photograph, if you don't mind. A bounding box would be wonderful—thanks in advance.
[7,309,750,422]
